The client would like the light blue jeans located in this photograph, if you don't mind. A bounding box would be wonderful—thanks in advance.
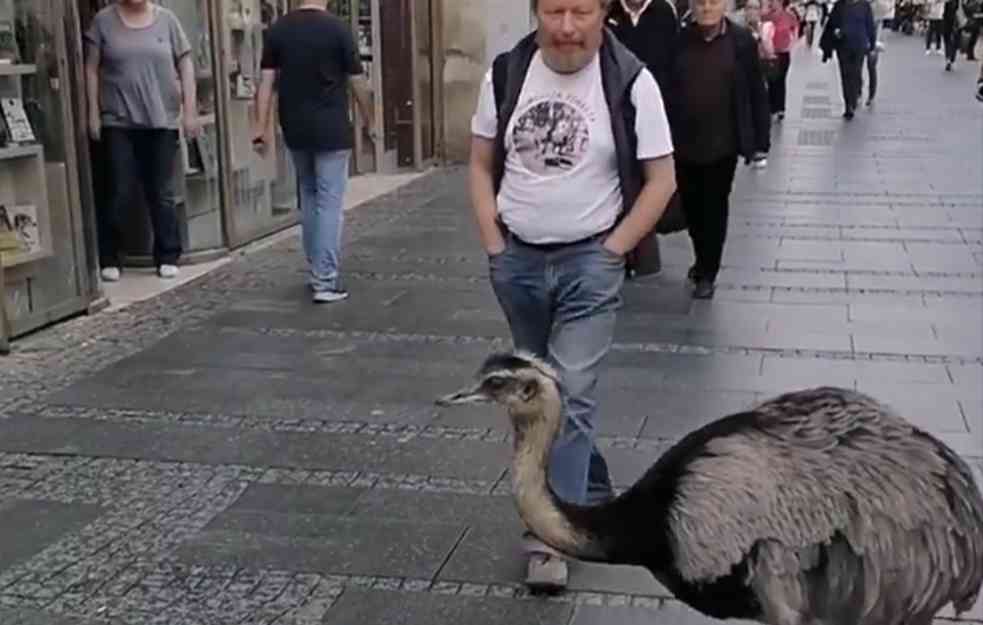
[489,231,623,516]
[291,149,351,292]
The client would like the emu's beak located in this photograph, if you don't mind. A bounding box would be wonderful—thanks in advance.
[436,383,490,406]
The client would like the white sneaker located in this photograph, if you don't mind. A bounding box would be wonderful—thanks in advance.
[101,267,121,282]
[312,288,349,303]
[525,553,568,593]
[158,264,179,279]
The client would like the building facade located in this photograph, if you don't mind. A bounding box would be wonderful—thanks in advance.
[0,0,531,342]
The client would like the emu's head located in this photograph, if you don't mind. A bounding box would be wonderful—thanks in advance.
[436,352,563,433]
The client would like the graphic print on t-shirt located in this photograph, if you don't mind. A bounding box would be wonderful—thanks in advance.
[512,91,595,176]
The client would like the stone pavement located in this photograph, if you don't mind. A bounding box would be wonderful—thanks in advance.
[0,31,981,625]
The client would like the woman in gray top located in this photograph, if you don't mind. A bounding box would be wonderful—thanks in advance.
[84,0,199,281]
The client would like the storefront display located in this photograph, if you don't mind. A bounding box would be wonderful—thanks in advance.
[222,0,297,246]
[157,0,226,258]
[1,0,95,336]
[0,0,441,341]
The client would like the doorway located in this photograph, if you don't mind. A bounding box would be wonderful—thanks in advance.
[335,0,438,174]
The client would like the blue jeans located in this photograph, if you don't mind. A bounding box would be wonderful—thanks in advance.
[291,149,351,292]
[489,232,623,511]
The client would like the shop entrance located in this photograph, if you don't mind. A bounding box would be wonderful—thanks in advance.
[333,0,438,174]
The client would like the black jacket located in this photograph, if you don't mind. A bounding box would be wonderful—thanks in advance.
[489,29,664,275]
[606,0,681,96]
[819,0,876,58]
[667,19,771,162]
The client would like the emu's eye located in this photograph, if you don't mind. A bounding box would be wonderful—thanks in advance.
[485,376,508,390]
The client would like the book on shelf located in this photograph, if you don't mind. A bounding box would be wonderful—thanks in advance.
[0,97,36,144]
[0,203,40,261]
[0,20,19,64]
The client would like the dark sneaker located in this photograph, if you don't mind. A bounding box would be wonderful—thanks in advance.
[313,289,349,303]
[693,279,716,300]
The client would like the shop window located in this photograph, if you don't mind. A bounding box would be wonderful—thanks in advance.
[224,0,297,246]
[159,0,225,255]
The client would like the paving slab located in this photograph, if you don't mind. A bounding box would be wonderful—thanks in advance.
[323,589,573,625]
[174,520,464,579]
[0,416,510,482]
[571,603,758,625]
[0,500,103,573]
[0,609,96,625]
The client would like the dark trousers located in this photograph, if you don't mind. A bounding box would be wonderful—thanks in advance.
[942,14,960,62]
[676,155,739,283]
[99,128,181,268]
[767,52,792,114]
[836,48,866,113]
[926,19,944,49]
[966,19,980,58]
[866,48,880,102]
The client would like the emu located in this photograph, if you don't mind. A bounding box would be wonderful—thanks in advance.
[437,352,983,625]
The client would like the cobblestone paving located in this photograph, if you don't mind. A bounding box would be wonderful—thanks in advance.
[1,33,981,625]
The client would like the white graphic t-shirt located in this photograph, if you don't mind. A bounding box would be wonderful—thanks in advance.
[471,50,673,245]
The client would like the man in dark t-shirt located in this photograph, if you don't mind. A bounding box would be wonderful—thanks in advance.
[607,0,680,97]
[253,1,374,303]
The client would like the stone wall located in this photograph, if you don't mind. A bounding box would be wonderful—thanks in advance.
[439,0,534,162]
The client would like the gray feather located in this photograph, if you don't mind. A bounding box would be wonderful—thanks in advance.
[666,387,983,623]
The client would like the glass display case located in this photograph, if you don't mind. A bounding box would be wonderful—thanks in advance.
[222,0,297,246]
[1,0,94,336]
[159,0,225,256]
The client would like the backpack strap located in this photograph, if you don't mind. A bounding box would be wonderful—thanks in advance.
[492,52,508,115]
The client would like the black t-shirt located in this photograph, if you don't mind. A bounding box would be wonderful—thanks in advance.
[260,9,363,151]
[607,1,680,96]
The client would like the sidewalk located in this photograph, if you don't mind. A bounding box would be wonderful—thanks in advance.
[99,171,430,312]
[0,32,980,625]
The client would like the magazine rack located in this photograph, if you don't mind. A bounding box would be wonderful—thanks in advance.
[0,63,53,268]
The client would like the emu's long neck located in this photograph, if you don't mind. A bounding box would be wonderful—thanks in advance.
[510,392,613,563]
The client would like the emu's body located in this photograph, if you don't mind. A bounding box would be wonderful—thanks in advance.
[441,355,983,625]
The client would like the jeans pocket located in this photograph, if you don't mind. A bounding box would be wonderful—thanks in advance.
[596,241,626,266]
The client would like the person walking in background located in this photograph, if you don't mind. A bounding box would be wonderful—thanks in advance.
[963,0,981,60]
[667,0,771,299]
[747,0,778,62]
[84,0,199,283]
[607,0,682,276]
[926,0,947,53]
[745,0,778,131]
[764,0,800,119]
[607,0,681,95]
[253,0,374,304]
[805,0,822,44]
[941,0,963,69]
[821,0,876,119]
[864,0,892,105]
